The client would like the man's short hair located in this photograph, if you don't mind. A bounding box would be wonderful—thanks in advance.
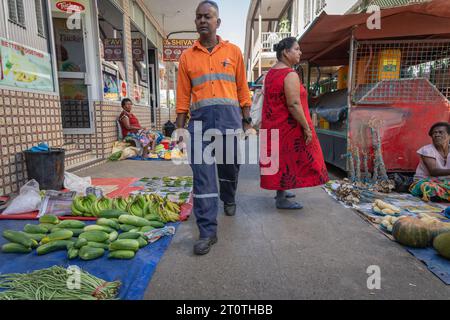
[197,0,219,15]
[428,122,450,136]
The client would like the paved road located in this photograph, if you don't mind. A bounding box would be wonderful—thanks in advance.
[79,160,450,300]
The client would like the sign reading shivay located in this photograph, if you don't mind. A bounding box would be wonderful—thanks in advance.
[163,39,195,62]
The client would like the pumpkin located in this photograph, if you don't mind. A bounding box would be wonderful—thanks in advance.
[423,220,450,240]
[392,217,432,248]
[433,232,450,260]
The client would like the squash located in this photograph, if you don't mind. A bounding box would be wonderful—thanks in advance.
[392,217,432,248]
[423,220,450,240]
[433,232,450,260]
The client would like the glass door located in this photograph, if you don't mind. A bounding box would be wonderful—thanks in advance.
[53,16,94,133]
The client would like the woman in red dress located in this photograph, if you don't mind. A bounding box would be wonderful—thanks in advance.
[260,37,329,209]
[119,98,143,137]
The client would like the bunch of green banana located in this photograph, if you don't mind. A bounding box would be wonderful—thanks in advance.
[71,194,97,216]
[162,198,180,222]
[127,195,146,217]
[142,194,181,222]
[91,197,113,217]
[153,202,178,223]
[112,196,128,211]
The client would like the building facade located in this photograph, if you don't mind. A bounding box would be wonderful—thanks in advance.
[244,0,431,78]
[0,0,180,196]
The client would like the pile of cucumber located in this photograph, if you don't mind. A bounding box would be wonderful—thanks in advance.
[1,210,165,260]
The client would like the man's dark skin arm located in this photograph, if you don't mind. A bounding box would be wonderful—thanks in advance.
[176,113,188,129]
[242,107,252,132]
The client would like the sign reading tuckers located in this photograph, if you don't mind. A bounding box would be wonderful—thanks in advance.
[53,0,86,13]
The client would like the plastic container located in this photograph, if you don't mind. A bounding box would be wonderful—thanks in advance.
[23,148,65,190]
[161,140,170,150]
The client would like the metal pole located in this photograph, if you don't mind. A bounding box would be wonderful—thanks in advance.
[346,30,356,174]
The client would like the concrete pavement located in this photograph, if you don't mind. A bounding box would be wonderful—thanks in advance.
[78,160,450,300]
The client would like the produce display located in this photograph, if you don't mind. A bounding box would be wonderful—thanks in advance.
[417,213,450,240]
[71,194,182,222]
[372,199,401,215]
[392,217,433,248]
[380,215,406,233]
[433,233,450,260]
[1,211,171,260]
[0,266,120,300]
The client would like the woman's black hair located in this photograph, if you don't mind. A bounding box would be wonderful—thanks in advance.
[274,37,298,61]
[429,122,450,136]
[121,98,132,108]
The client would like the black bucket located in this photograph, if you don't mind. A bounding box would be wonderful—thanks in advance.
[23,148,65,190]
[163,121,176,138]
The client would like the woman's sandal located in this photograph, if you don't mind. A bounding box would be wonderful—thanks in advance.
[276,201,303,210]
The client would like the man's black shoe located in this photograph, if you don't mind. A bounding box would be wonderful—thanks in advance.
[224,203,237,216]
[193,236,218,255]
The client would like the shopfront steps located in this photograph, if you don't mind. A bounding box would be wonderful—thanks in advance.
[65,149,93,167]
[66,155,107,173]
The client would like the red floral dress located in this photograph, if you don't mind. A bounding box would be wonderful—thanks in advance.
[260,68,329,190]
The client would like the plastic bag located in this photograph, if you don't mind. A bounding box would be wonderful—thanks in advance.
[64,172,92,195]
[120,147,139,160]
[250,88,264,128]
[388,173,414,193]
[112,141,130,154]
[2,180,42,215]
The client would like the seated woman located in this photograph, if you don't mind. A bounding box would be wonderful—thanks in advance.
[119,98,164,156]
[410,122,450,202]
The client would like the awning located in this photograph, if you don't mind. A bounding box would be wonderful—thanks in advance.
[299,0,450,66]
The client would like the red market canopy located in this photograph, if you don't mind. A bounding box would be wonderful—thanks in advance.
[299,0,450,66]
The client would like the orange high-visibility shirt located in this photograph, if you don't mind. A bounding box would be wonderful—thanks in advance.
[176,36,252,114]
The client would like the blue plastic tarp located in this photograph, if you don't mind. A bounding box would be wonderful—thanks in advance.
[128,156,166,161]
[407,247,450,285]
[0,220,179,300]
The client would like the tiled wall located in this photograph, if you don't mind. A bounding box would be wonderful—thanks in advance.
[0,88,64,195]
[64,102,152,159]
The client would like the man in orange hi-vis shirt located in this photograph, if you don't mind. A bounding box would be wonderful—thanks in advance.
[175,0,253,255]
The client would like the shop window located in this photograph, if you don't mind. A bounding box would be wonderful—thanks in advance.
[131,25,149,106]
[35,0,45,37]
[8,0,26,27]
[53,18,86,72]
[98,0,126,102]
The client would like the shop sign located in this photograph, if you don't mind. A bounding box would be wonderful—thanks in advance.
[132,39,144,62]
[104,38,124,61]
[52,0,87,13]
[0,37,54,92]
[163,39,195,62]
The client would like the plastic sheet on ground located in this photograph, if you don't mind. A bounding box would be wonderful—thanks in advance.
[407,247,450,285]
[323,184,450,285]
[0,220,180,300]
